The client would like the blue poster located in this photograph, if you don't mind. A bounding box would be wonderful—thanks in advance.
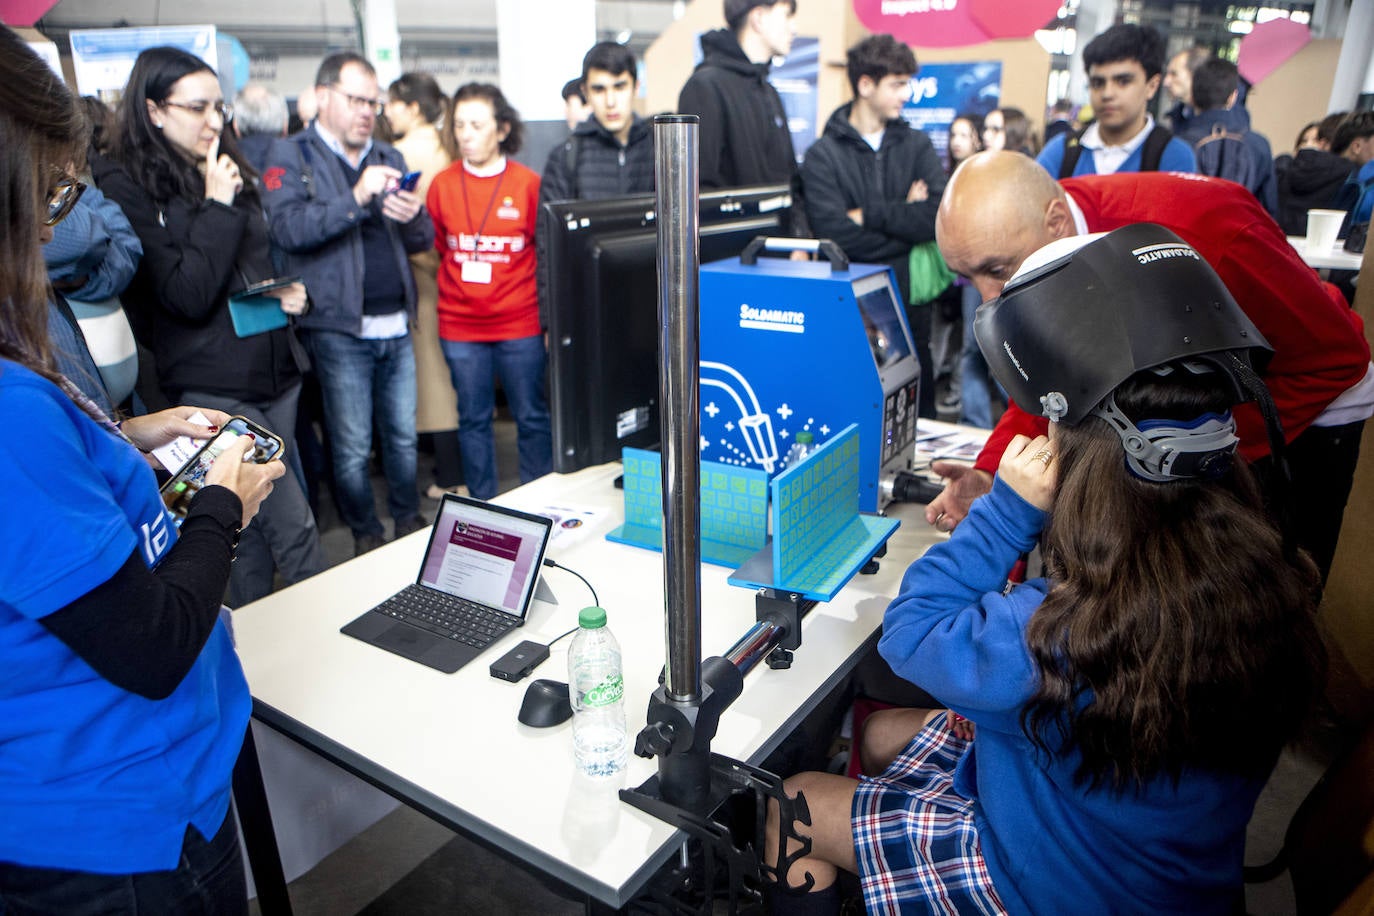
[901,61,1001,165]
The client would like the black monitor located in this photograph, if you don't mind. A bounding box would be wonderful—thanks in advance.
[538,185,793,473]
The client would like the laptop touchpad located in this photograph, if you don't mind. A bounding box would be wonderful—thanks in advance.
[374,623,437,656]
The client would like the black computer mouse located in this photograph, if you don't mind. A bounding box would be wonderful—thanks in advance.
[518,678,573,728]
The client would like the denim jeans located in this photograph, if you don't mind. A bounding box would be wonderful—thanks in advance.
[303,330,420,538]
[958,283,1005,429]
[181,384,327,607]
[440,336,552,500]
[0,812,246,916]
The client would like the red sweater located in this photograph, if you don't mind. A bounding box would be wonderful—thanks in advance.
[427,158,541,342]
[975,172,1371,475]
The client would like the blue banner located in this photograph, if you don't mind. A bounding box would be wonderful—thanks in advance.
[901,61,1002,164]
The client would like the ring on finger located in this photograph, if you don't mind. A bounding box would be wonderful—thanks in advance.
[1032,448,1053,466]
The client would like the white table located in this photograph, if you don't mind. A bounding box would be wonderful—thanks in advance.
[232,462,942,908]
[1287,236,1365,271]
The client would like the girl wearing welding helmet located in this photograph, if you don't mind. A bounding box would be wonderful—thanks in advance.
[763,226,1324,915]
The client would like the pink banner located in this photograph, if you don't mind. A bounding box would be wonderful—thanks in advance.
[0,0,61,27]
[1237,17,1311,86]
[852,0,1061,48]
[448,521,521,562]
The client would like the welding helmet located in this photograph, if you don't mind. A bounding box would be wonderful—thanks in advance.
[974,223,1278,482]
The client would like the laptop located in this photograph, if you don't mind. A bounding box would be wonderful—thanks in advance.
[341,494,555,673]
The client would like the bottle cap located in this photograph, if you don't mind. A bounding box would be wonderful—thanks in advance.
[578,606,607,629]
[796,430,814,443]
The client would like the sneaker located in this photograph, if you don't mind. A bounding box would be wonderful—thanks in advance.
[425,483,470,501]
[354,533,387,557]
[394,514,430,539]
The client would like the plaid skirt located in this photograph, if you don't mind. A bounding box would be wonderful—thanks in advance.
[851,712,1007,915]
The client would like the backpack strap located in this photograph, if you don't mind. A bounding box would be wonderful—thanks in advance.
[563,133,581,200]
[1058,130,1084,179]
[1138,124,1173,172]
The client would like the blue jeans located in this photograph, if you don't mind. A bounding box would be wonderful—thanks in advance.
[958,283,1004,429]
[441,336,552,500]
[303,330,420,538]
[0,812,246,915]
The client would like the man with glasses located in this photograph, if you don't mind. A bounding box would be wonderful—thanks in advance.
[263,51,434,556]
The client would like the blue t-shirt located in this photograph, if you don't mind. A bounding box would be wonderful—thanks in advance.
[879,480,1263,915]
[0,360,250,873]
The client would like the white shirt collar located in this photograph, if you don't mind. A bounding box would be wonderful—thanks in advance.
[462,156,507,178]
[313,121,372,167]
[1064,192,1089,235]
[1079,114,1156,176]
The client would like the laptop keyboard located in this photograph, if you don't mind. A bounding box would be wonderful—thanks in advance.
[378,585,517,649]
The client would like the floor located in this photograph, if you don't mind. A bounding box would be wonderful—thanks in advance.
[248,412,1330,915]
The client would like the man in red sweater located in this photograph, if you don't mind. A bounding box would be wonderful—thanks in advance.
[930,152,1373,579]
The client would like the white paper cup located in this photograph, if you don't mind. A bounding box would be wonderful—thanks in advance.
[1306,209,1346,254]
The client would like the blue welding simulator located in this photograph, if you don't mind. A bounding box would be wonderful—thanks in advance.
[699,241,921,511]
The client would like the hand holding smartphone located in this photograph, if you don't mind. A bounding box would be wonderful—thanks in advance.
[159,416,285,525]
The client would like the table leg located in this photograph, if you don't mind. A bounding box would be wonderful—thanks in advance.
[233,724,294,915]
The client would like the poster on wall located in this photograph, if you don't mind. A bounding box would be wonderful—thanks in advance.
[70,25,217,104]
[901,61,1001,166]
[693,33,822,161]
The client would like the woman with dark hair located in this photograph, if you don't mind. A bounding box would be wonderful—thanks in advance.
[0,24,281,912]
[946,112,981,173]
[763,229,1324,915]
[426,83,550,499]
[103,45,325,606]
[387,72,464,500]
[984,106,1038,156]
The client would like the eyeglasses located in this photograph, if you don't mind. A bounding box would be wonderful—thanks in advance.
[46,177,87,227]
[162,99,235,123]
[327,85,385,116]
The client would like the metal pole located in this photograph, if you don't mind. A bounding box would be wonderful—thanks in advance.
[654,114,702,704]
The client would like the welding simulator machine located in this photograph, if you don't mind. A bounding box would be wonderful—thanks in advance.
[698,240,921,512]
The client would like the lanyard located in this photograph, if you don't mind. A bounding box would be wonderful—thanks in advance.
[459,163,507,248]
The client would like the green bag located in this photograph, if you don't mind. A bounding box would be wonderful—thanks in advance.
[907,240,956,306]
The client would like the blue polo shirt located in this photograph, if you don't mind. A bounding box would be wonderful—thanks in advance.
[0,360,250,873]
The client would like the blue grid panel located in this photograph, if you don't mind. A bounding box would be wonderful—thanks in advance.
[772,426,863,585]
[608,448,768,566]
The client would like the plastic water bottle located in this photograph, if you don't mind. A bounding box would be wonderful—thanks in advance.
[783,430,818,469]
[568,606,628,777]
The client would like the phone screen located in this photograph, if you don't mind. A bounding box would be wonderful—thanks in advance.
[160,417,283,522]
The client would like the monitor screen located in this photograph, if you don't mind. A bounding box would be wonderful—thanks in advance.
[540,185,793,473]
[852,272,913,371]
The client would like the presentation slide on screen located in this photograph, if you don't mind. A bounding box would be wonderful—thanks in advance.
[422,506,541,612]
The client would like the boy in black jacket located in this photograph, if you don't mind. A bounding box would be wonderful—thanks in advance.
[800,33,944,417]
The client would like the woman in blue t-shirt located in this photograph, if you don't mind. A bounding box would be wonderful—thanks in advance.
[0,26,284,914]
[762,229,1325,915]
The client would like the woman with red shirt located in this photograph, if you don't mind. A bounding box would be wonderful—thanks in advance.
[427,83,551,499]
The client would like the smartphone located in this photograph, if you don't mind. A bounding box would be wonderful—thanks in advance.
[397,170,421,192]
[159,416,285,524]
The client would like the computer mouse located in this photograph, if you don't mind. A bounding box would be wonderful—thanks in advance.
[518,678,573,728]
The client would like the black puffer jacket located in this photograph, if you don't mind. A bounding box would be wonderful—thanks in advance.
[1276,147,1355,235]
[800,104,946,303]
[540,114,655,203]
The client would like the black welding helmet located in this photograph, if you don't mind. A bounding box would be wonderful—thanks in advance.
[974,223,1279,482]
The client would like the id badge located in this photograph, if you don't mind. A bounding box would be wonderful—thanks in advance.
[461,259,493,284]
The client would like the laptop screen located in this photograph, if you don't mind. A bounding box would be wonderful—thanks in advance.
[417,496,552,616]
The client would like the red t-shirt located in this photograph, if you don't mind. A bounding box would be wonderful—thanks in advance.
[427,158,541,342]
[975,172,1371,474]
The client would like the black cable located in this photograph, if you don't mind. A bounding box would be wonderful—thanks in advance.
[541,558,599,648]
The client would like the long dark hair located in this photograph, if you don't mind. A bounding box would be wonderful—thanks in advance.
[0,25,88,382]
[1022,368,1325,791]
[110,46,256,205]
[389,72,447,128]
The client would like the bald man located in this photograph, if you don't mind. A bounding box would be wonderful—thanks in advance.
[929,152,1373,580]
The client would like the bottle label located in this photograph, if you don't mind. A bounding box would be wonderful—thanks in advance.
[583,673,624,708]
